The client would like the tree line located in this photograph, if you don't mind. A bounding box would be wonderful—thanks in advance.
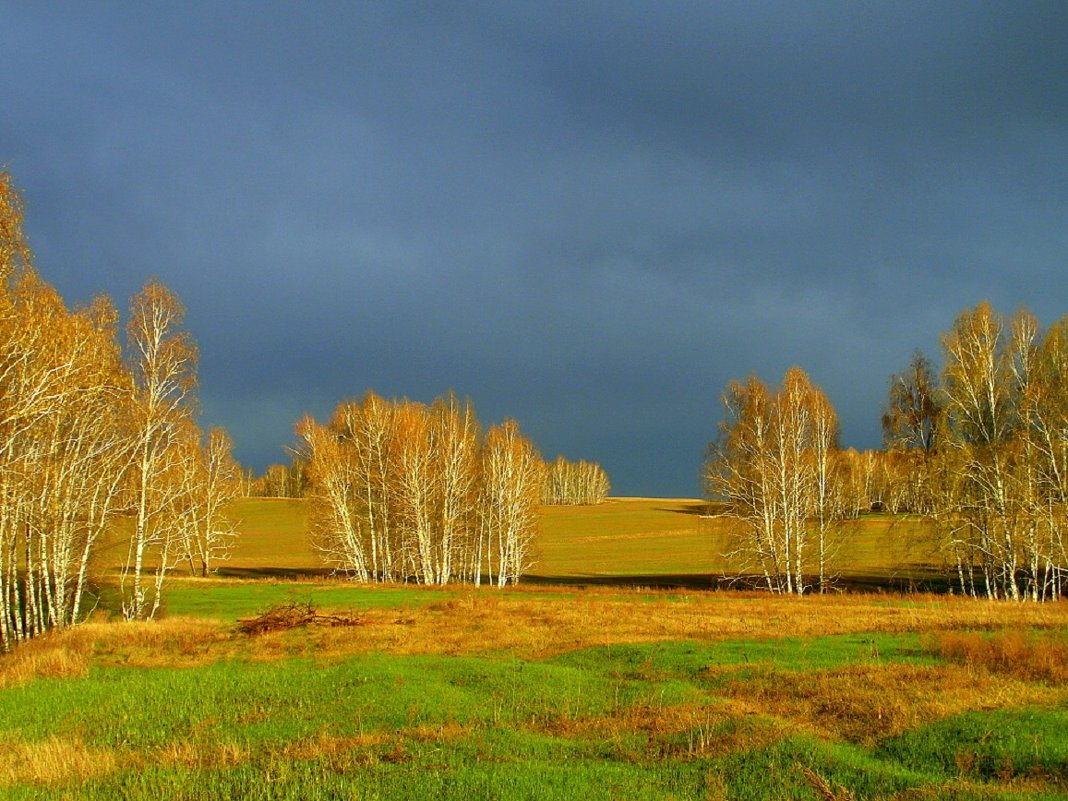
[247,453,611,508]
[297,391,543,586]
[244,461,309,499]
[0,171,615,652]
[707,301,1068,601]
[0,174,241,648]
[882,303,1068,600]
[541,456,611,505]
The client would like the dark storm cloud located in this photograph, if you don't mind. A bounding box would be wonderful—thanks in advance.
[3,1,1067,495]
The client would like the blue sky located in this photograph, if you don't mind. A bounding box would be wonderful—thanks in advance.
[4,1,1067,496]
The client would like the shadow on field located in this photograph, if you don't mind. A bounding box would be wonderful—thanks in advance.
[210,565,953,594]
[653,502,713,516]
[523,569,953,594]
[836,571,953,594]
[523,572,719,590]
[215,566,336,580]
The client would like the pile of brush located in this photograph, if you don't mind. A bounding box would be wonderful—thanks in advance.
[237,602,361,635]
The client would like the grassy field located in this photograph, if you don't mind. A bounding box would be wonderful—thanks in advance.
[535,499,941,589]
[192,497,946,590]
[4,499,1065,799]
[2,586,1067,799]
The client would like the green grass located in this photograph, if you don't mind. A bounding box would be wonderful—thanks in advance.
[547,631,935,682]
[0,645,710,798]
[3,756,712,801]
[3,598,1067,799]
[1,643,722,751]
[878,708,1068,784]
[7,498,1068,799]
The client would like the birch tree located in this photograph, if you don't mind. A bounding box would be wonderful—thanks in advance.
[300,393,543,587]
[390,400,436,583]
[298,414,370,580]
[0,174,131,645]
[542,457,611,504]
[910,301,1068,600]
[939,302,1022,599]
[176,426,241,577]
[0,172,238,644]
[335,392,397,581]
[706,368,846,594]
[121,281,199,620]
[431,393,479,584]
[809,380,840,593]
[480,420,542,587]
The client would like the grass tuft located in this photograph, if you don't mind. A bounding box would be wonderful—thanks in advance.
[930,628,1068,684]
[0,736,116,787]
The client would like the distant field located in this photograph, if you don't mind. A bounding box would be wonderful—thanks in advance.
[537,499,943,589]
[534,498,715,580]
[217,498,317,575]
[200,497,946,590]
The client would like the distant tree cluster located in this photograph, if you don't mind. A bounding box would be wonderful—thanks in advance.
[708,301,1068,601]
[705,367,845,594]
[541,456,610,505]
[246,460,308,498]
[880,303,1068,601]
[297,391,542,586]
[0,174,241,648]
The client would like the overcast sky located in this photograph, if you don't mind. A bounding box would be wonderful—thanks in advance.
[3,2,1067,496]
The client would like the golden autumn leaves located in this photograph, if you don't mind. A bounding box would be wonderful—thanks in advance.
[707,302,1068,600]
[0,174,241,648]
[706,367,840,595]
[297,392,543,587]
[927,303,1068,600]
[867,303,1068,600]
[0,171,614,632]
[542,457,610,505]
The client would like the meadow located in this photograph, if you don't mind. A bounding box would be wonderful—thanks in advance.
[1,499,1066,800]
[208,497,944,589]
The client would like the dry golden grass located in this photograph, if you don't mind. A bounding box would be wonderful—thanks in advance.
[274,588,1068,662]
[0,618,235,688]
[532,700,783,760]
[0,633,94,688]
[5,588,1067,677]
[88,618,234,667]
[91,497,320,574]
[722,663,1064,747]
[155,729,396,770]
[55,725,403,783]
[0,736,116,787]
[131,729,400,778]
[405,721,472,744]
[154,740,248,770]
[798,765,856,801]
[90,497,971,590]
[219,498,318,571]
[931,628,1068,683]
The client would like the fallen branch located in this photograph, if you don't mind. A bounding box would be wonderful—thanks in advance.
[237,602,362,635]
